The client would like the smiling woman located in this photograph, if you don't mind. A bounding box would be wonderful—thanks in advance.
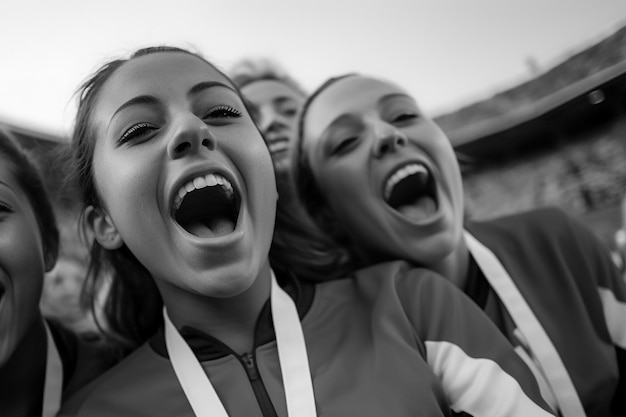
[0,132,117,417]
[57,46,555,417]
[291,72,626,417]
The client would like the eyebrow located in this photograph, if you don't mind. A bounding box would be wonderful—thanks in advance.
[274,96,297,106]
[112,95,160,119]
[0,180,17,197]
[188,81,236,97]
[111,81,237,120]
[377,93,413,107]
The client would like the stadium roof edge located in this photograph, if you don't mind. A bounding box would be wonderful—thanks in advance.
[446,60,626,147]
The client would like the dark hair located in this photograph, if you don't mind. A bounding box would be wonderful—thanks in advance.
[290,74,364,264]
[268,181,357,282]
[0,130,59,269]
[71,46,236,348]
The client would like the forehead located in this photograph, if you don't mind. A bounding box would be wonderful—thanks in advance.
[95,52,235,116]
[303,76,408,144]
[241,79,304,106]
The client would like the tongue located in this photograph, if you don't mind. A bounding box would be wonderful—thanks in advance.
[397,196,437,221]
[187,217,235,238]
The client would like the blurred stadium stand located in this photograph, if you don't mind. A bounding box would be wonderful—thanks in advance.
[435,24,626,248]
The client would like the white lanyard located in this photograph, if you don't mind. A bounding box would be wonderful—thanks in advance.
[464,231,586,417]
[164,271,317,417]
[42,321,63,417]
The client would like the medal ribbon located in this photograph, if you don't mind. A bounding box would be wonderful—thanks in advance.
[465,231,585,417]
[164,271,317,416]
[42,321,63,417]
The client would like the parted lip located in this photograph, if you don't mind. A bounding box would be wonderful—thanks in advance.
[168,164,241,218]
[264,135,290,155]
[380,158,433,200]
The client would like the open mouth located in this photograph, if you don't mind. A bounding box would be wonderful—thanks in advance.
[173,173,241,238]
[267,138,289,157]
[0,282,5,305]
[383,163,438,221]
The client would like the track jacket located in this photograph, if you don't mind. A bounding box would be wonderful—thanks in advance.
[60,262,553,416]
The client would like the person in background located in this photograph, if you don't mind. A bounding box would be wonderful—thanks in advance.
[59,46,553,416]
[229,58,306,180]
[229,59,335,280]
[41,251,100,337]
[291,72,626,417]
[0,131,117,417]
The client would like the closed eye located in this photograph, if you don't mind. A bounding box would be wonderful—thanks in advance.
[204,105,242,120]
[282,107,298,118]
[0,202,13,220]
[332,137,359,155]
[392,112,419,124]
[118,122,158,145]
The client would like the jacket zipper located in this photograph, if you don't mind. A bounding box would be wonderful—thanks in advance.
[240,352,279,417]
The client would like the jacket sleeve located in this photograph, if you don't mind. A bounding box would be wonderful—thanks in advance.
[395,264,555,416]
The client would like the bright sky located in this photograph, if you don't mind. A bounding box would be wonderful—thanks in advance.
[1,0,625,136]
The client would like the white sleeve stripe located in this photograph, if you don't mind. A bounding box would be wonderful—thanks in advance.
[425,341,553,416]
[598,287,626,349]
[513,345,559,412]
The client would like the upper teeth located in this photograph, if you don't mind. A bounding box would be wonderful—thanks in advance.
[384,163,428,200]
[174,173,234,210]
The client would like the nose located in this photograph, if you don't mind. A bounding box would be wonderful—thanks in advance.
[265,118,287,135]
[259,109,289,136]
[167,114,216,159]
[372,126,408,158]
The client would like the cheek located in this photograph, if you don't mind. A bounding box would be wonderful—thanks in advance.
[236,128,275,177]
[94,147,154,221]
[317,152,370,198]
[318,165,372,219]
[1,221,45,306]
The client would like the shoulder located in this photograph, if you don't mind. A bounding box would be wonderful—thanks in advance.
[467,206,574,238]
[346,260,447,293]
[468,206,625,300]
[467,206,604,258]
[333,260,471,316]
[46,319,121,397]
[59,342,184,417]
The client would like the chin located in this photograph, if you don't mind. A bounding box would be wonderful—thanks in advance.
[217,277,256,298]
[200,261,265,299]
[404,233,459,266]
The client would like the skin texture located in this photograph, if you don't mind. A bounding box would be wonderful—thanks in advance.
[87,52,278,352]
[0,161,48,367]
[241,80,305,175]
[302,75,469,285]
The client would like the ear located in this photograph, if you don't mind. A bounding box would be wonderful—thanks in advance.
[85,205,123,250]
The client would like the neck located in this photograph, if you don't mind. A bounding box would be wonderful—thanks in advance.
[428,236,470,289]
[160,262,272,355]
[0,314,48,417]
